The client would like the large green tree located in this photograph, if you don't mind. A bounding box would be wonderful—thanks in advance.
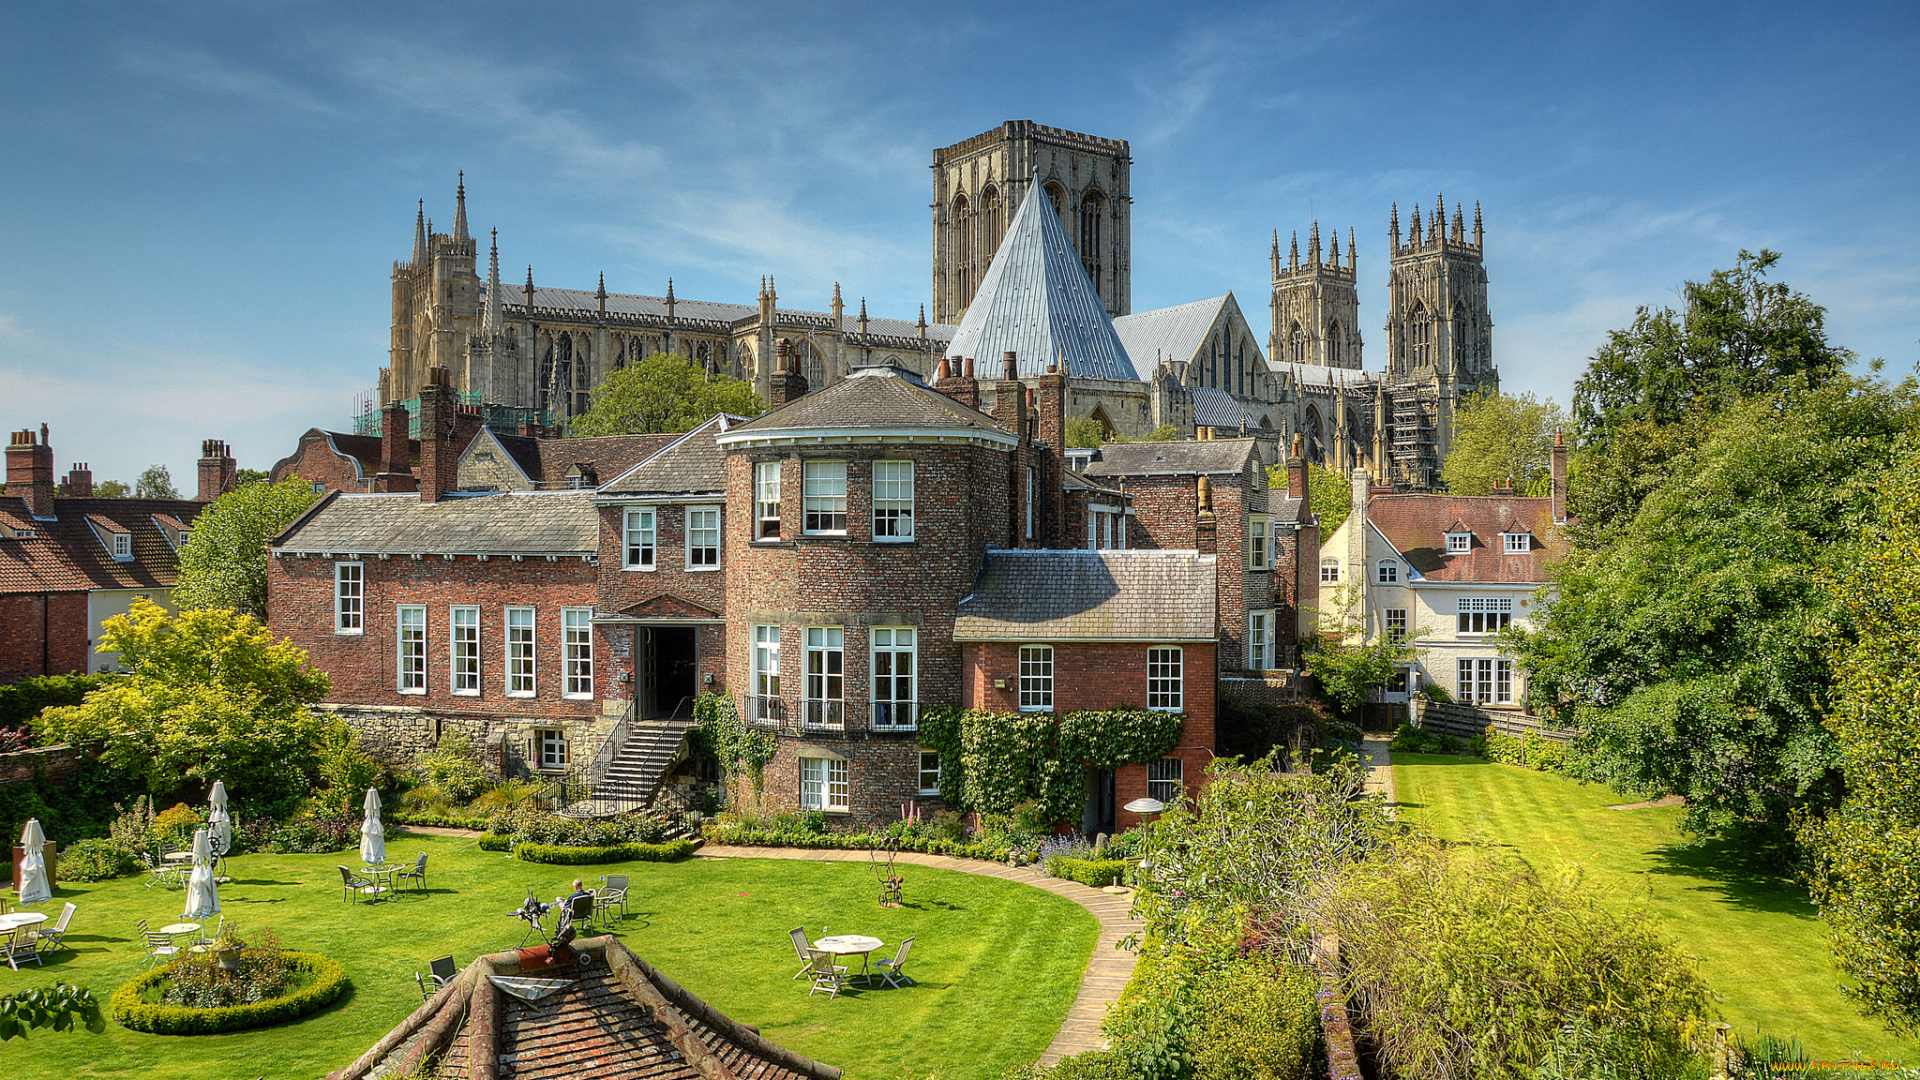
[1439,391,1568,497]
[570,353,764,436]
[133,465,178,499]
[172,477,323,620]
[1266,461,1350,534]
[1802,438,1920,1033]
[1512,376,1919,839]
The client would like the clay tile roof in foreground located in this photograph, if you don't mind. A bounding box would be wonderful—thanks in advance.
[328,935,841,1080]
[955,548,1218,642]
[1365,494,1566,583]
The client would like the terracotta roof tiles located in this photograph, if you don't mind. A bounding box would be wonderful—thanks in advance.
[1365,494,1565,583]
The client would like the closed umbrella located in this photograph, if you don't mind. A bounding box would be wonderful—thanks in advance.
[15,819,51,906]
[359,788,386,867]
[208,781,232,854]
[181,827,220,919]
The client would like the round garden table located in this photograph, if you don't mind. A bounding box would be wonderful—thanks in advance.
[0,912,46,934]
[156,921,200,938]
[813,935,885,983]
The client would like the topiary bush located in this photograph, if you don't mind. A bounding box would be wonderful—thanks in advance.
[1045,856,1130,887]
[110,952,347,1035]
[514,839,693,864]
[57,838,139,883]
[488,805,670,848]
[476,833,513,852]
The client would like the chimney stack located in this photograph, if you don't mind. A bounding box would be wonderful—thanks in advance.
[990,352,1027,432]
[1195,475,1217,555]
[377,402,417,493]
[196,439,237,502]
[936,355,980,409]
[770,338,809,406]
[5,428,56,519]
[1551,430,1568,525]
[1286,433,1309,504]
[418,366,457,502]
[60,463,93,498]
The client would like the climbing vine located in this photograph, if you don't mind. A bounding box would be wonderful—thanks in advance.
[690,692,776,782]
[919,706,1185,822]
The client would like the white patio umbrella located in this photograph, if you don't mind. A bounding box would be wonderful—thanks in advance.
[15,818,51,906]
[181,827,220,920]
[207,781,232,854]
[359,788,386,867]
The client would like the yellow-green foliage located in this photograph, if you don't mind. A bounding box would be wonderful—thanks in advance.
[1045,856,1129,887]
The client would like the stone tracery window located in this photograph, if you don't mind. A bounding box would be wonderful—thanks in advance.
[953,194,973,304]
[1290,321,1308,365]
[1327,320,1342,366]
[1078,190,1104,287]
[981,184,1003,254]
[1409,303,1433,367]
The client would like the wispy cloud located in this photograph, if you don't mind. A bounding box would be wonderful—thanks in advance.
[116,44,343,118]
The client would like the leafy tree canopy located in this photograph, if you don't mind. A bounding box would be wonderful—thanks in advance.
[1802,436,1920,1034]
[1571,249,1850,446]
[92,479,129,498]
[570,353,763,436]
[1512,376,1920,839]
[1305,583,1420,722]
[171,477,323,620]
[1440,390,1568,497]
[1267,461,1351,535]
[36,600,333,815]
[1065,416,1107,448]
[235,468,270,485]
[134,465,178,499]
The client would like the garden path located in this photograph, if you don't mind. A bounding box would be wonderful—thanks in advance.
[697,844,1142,1066]
[1361,737,1396,817]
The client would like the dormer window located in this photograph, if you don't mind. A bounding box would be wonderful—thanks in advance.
[1503,532,1530,554]
[1445,531,1472,554]
[112,532,131,559]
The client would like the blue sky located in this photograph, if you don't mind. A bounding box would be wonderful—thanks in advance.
[2,1,1915,486]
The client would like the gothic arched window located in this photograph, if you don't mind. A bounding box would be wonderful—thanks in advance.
[1452,302,1469,369]
[1326,320,1342,367]
[1078,190,1105,286]
[1410,303,1432,367]
[1044,180,1066,219]
[1290,321,1308,365]
[953,194,973,304]
[981,184,1003,254]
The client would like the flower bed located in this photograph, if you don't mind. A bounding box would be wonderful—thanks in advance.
[705,823,1016,863]
[514,839,694,864]
[110,952,348,1035]
[387,810,490,830]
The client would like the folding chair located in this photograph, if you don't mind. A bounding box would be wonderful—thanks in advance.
[135,919,179,969]
[789,926,814,979]
[29,902,76,960]
[805,950,848,998]
[1,929,40,970]
[188,914,225,954]
[875,936,915,988]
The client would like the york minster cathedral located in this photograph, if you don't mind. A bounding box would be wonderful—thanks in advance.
[374,120,1498,489]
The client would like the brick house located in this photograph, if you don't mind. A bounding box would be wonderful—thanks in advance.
[2,426,233,682]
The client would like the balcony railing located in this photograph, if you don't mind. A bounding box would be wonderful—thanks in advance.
[740,697,920,735]
[803,699,845,731]
[747,695,786,728]
[870,700,918,731]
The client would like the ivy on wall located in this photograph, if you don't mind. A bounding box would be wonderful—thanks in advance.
[919,706,1186,822]
[690,692,776,782]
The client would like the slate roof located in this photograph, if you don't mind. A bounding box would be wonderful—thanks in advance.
[719,365,1016,443]
[1190,387,1253,429]
[1271,496,1310,526]
[0,496,204,594]
[1111,295,1230,371]
[955,549,1218,641]
[1366,494,1566,583]
[273,490,599,556]
[490,284,958,344]
[944,183,1138,381]
[327,935,839,1080]
[1079,439,1259,478]
[480,431,681,490]
[599,415,746,497]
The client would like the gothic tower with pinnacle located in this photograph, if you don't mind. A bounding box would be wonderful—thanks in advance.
[1268,221,1362,369]
[1382,194,1497,489]
[387,175,482,403]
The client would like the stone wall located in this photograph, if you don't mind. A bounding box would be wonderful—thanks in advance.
[316,703,620,781]
[0,743,86,789]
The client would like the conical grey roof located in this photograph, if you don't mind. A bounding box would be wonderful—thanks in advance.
[946,182,1138,381]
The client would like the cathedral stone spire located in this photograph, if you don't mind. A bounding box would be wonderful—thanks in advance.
[1308,221,1321,266]
[1452,205,1465,243]
[858,296,869,338]
[1271,230,1280,277]
[1390,202,1401,249]
[1473,201,1483,248]
[1289,231,1299,272]
[596,272,607,313]
[485,228,502,332]
[1349,228,1357,270]
[452,172,470,242]
[831,281,844,327]
[524,266,535,307]
[917,304,927,339]
[665,278,676,320]
[412,201,427,265]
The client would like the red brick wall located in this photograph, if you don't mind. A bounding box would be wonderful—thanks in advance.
[0,592,91,684]
[271,438,368,495]
[1120,464,1273,671]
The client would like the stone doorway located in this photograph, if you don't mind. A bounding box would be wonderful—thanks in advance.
[642,626,698,719]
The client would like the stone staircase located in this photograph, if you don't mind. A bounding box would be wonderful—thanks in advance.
[588,718,695,814]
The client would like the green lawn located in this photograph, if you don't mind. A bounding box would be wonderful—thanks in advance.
[1394,753,1919,1063]
[4,835,1097,1080]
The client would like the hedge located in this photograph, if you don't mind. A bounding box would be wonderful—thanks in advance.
[476,833,513,852]
[514,839,694,865]
[1046,856,1130,887]
[387,810,490,831]
[705,825,1017,863]
[110,952,348,1035]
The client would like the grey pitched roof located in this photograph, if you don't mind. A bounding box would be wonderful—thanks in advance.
[599,414,742,497]
[1271,495,1310,526]
[1080,439,1258,478]
[488,284,959,343]
[273,490,599,556]
[955,549,1218,642]
[1191,387,1253,429]
[944,183,1138,382]
[1111,296,1228,372]
[1268,360,1382,390]
[718,365,1016,444]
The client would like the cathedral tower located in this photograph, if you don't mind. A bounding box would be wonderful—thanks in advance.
[386,176,482,404]
[1268,222,1362,369]
[932,120,1131,323]
[1383,195,1497,489]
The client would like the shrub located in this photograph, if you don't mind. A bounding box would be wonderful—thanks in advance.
[1002,1050,1134,1080]
[514,839,693,864]
[1481,729,1574,774]
[1046,856,1130,887]
[386,810,491,831]
[1390,723,1462,754]
[149,803,205,854]
[476,833,512,852]
[702,821,1015,863]
[0,673,114,729]
[1187,953,1319,1080]
[405,733,490,808]
[110,952,347,1035]
[57,838,139,883]
[161,928,295,1008]
[267,801,358,854]
[488,805,670,848]
[930,809,968,843]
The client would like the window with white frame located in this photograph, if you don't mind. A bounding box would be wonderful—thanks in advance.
[803,626,844,727]
[1018,645,1053,711]
[1457,597,1513,635]
[562,608,593,698]
[917,750,941,795]
[872,460,914,541]
[752,624,781,717]
[1248,611,1275,670]
[871,627,916,728]
[803,460,847,534]
[1147,647,1183,711]
[1147,758,1184,804]
[686,506,720,568]
[1503,532,1530,554]
[451,606,479,694]
[397,606,426,693]
[623,507,656,569]
[754,461,782,540]
[110,531,131,558]
[1377,559,1399,584]
[335,562,364,632]
[537,729,568,771]
[1088,506,1126,550]
[506,606,535,696]
[311,481,326,496]
[800,757,848,811]
[1456,657,1515,705]
[1320,558,1339,583]
[1446,531,1472,553]
[1385,608,1409,643]
[1249,515,1271,570]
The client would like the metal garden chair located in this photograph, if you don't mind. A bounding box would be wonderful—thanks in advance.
[135,919,179,969]
[29,902,76,960]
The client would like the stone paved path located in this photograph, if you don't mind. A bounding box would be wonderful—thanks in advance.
[697,844,1142,1065]
[1361,736,1396,818]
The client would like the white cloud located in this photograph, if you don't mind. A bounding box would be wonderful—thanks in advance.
[116,44,344,118]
